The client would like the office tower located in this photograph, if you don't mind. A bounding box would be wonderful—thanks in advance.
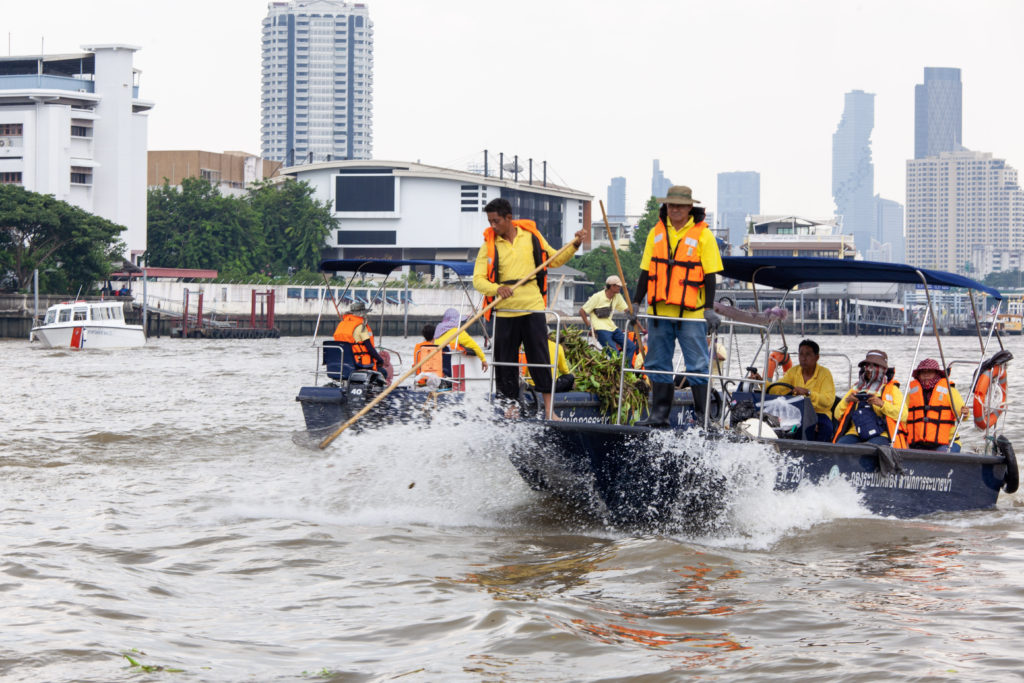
[832,90,876,254]
[874,195,904,263]
[915,67,962,159]
[717,171,760,248]
[906,150,1024,276]
[651,159,672,199]
[262,0,374,165]
[606,176,626,220]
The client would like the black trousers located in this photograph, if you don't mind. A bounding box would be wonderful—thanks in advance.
[494,313,553,398]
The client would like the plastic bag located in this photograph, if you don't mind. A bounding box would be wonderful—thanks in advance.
[762,397,802,430]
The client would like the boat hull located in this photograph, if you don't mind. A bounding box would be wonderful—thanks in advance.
[296,383,464,433]
[32,323,145,349]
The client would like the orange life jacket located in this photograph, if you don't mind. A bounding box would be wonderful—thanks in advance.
[906,378,958,448]
[646,220,707,311]
[833,380,908,448]
[481,219,548,320]
[627,329,646,368]
[413,341,444,386]
[332,313,377,370]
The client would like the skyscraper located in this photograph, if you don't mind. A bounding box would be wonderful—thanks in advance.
[606,177,626,220]
[651,159,672,200]
[261,0,374,165]
[914,67,962,159]
[832,90,876,254]
[716,171,760,248]
[874,195,904,263]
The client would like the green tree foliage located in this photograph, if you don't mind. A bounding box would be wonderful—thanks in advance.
[245,179,335,273]
[146,177,337,277]
[0,184,126,293]
[571,195,661,300]
[982,269,1023,290]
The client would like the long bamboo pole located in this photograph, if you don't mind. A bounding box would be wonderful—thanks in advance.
[599,201,646,366]
[318,239,579,449]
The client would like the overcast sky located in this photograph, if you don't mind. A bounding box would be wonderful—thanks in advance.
[8,0,1024,220]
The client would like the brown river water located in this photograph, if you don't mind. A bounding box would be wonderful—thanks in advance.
[1,332,1022,682]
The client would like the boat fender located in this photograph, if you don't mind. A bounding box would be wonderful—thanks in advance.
[973,361,1009,430]
[996,434,1019,494]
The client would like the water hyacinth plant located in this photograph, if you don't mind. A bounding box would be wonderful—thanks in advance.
[557,326,649,423]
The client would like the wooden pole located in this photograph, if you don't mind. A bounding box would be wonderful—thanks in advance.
[599,200,646,366]
[318,239,579,449]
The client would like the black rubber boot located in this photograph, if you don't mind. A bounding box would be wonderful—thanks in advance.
[691,382,709,427]
[637,382,674,427]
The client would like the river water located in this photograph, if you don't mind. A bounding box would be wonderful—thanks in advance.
[1,332,1022,682]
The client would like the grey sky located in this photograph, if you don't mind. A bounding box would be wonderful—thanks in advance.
[8,0,1024,220]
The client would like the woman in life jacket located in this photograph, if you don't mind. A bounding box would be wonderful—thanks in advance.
[906,358,969,452]
[833,349,907,447]
[413,324,446,388]
[432,308,489,379]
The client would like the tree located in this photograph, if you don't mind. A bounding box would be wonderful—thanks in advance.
[245,179,336,273]
[0,184,126,293]
[570,195,660,298]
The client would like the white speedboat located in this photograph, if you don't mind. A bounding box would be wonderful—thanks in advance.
[31,300,145,349]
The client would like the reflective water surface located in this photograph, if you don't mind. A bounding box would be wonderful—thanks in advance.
[1,333,1022,682]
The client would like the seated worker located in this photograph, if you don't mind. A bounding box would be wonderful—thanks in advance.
[333,301,391,382]
[709,335,727,376]
[432,308,489,376]
[833,349,906,447]
[413,324,446,387]
[579,275,636,359]
[905,358,969,452]
[521,335,574,393]
[768,339,835,442]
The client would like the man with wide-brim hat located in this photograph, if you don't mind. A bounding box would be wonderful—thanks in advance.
[632,185,723,427]
[832,348,907,447]
[333,300,391,381]
[579,274,635,358]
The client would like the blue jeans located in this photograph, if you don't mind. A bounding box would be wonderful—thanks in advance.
[595,328,637,360]
[836,433,892,446]
[808,413,835,442]
[646,317,708,387]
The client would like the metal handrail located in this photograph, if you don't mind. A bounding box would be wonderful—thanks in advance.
[488,309,563,420]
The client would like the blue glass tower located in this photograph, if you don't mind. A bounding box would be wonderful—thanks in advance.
[832,90,876,254]
[914,67,962,159]
[716,171,760,248]
[606,176,626,220]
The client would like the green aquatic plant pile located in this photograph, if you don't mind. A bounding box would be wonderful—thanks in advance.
[557,326,649,423]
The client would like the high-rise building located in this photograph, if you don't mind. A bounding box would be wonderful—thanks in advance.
[832,90,876,254]
[651,159,672,199]
[906,150,1024,277]
[874,195,904,263]
[914,67,962,159]
[606,176,626,220]
[0,45,152,261]
[261,0,374,166]
[717,171,760,248]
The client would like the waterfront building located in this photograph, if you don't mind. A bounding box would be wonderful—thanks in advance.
[651,159,672,200]
[0,45,153,261]
[832,90,876,254]
[915,67,962,159]
[261,0,374,166]
[874,195,904,263]
[148,150,281,196]
[717,171,760,249]
[742,215,857,260]
[906,150,1024,277]
[279,159,592,266]
[606,176,626,221]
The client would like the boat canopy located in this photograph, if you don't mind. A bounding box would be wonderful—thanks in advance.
[720,256,1002,300]
[319,258,475,278]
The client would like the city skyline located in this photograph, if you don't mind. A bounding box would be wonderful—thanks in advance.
[6,0,1024,220]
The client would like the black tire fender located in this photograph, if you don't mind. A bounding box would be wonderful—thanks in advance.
[996,435,1019,494]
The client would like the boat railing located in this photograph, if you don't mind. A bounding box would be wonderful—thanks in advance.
[487,309,565,420]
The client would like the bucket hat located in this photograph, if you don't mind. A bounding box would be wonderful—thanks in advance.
[657,185,701,205]
[857,349,888,370]
[912,358,945,379]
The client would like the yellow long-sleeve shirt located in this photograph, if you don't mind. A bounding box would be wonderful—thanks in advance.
[769,364,836,416]
[434,328,487,364]
[639,216,723,320]
[834,383,908,438]
[473,225,577,317]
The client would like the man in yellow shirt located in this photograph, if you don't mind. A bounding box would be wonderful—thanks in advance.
[473,198,585,418]
[768,339,835,441]
[523,338,575,393]
[632,186,723,427]
[579,275,636,359]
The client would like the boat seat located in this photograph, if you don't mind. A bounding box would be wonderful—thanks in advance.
[322,340,375,380]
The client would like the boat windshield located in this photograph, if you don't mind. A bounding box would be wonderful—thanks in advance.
[45,310,56,324]
[58,308,72,323]
[73,307,88,321]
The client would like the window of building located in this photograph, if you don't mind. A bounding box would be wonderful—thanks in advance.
[336,230,397,245]
[335,175,395,212]
[0,172,22,185]
[70,125,92,137]
[70,167,92,185]
[0,123,23,136]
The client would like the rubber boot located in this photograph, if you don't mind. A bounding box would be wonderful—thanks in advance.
[691,382,709,428]
[637,382,674,427]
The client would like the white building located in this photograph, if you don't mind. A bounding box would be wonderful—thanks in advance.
[261,0,374,165]
[0,45,152,261]
[743,215,857,259]
[907,150,1024,277]
[279,159,593,266]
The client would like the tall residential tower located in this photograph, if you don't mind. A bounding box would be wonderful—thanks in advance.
[261,0,374,165]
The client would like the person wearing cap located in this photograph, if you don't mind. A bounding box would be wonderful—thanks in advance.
[579,275,636,358]
[332,301,389,379]
[473,197,585,419]
[905,358,969,452]
[833,349,907,447]
[632,185,723,427]
[433,307,488,376]
[768,339,835,442]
